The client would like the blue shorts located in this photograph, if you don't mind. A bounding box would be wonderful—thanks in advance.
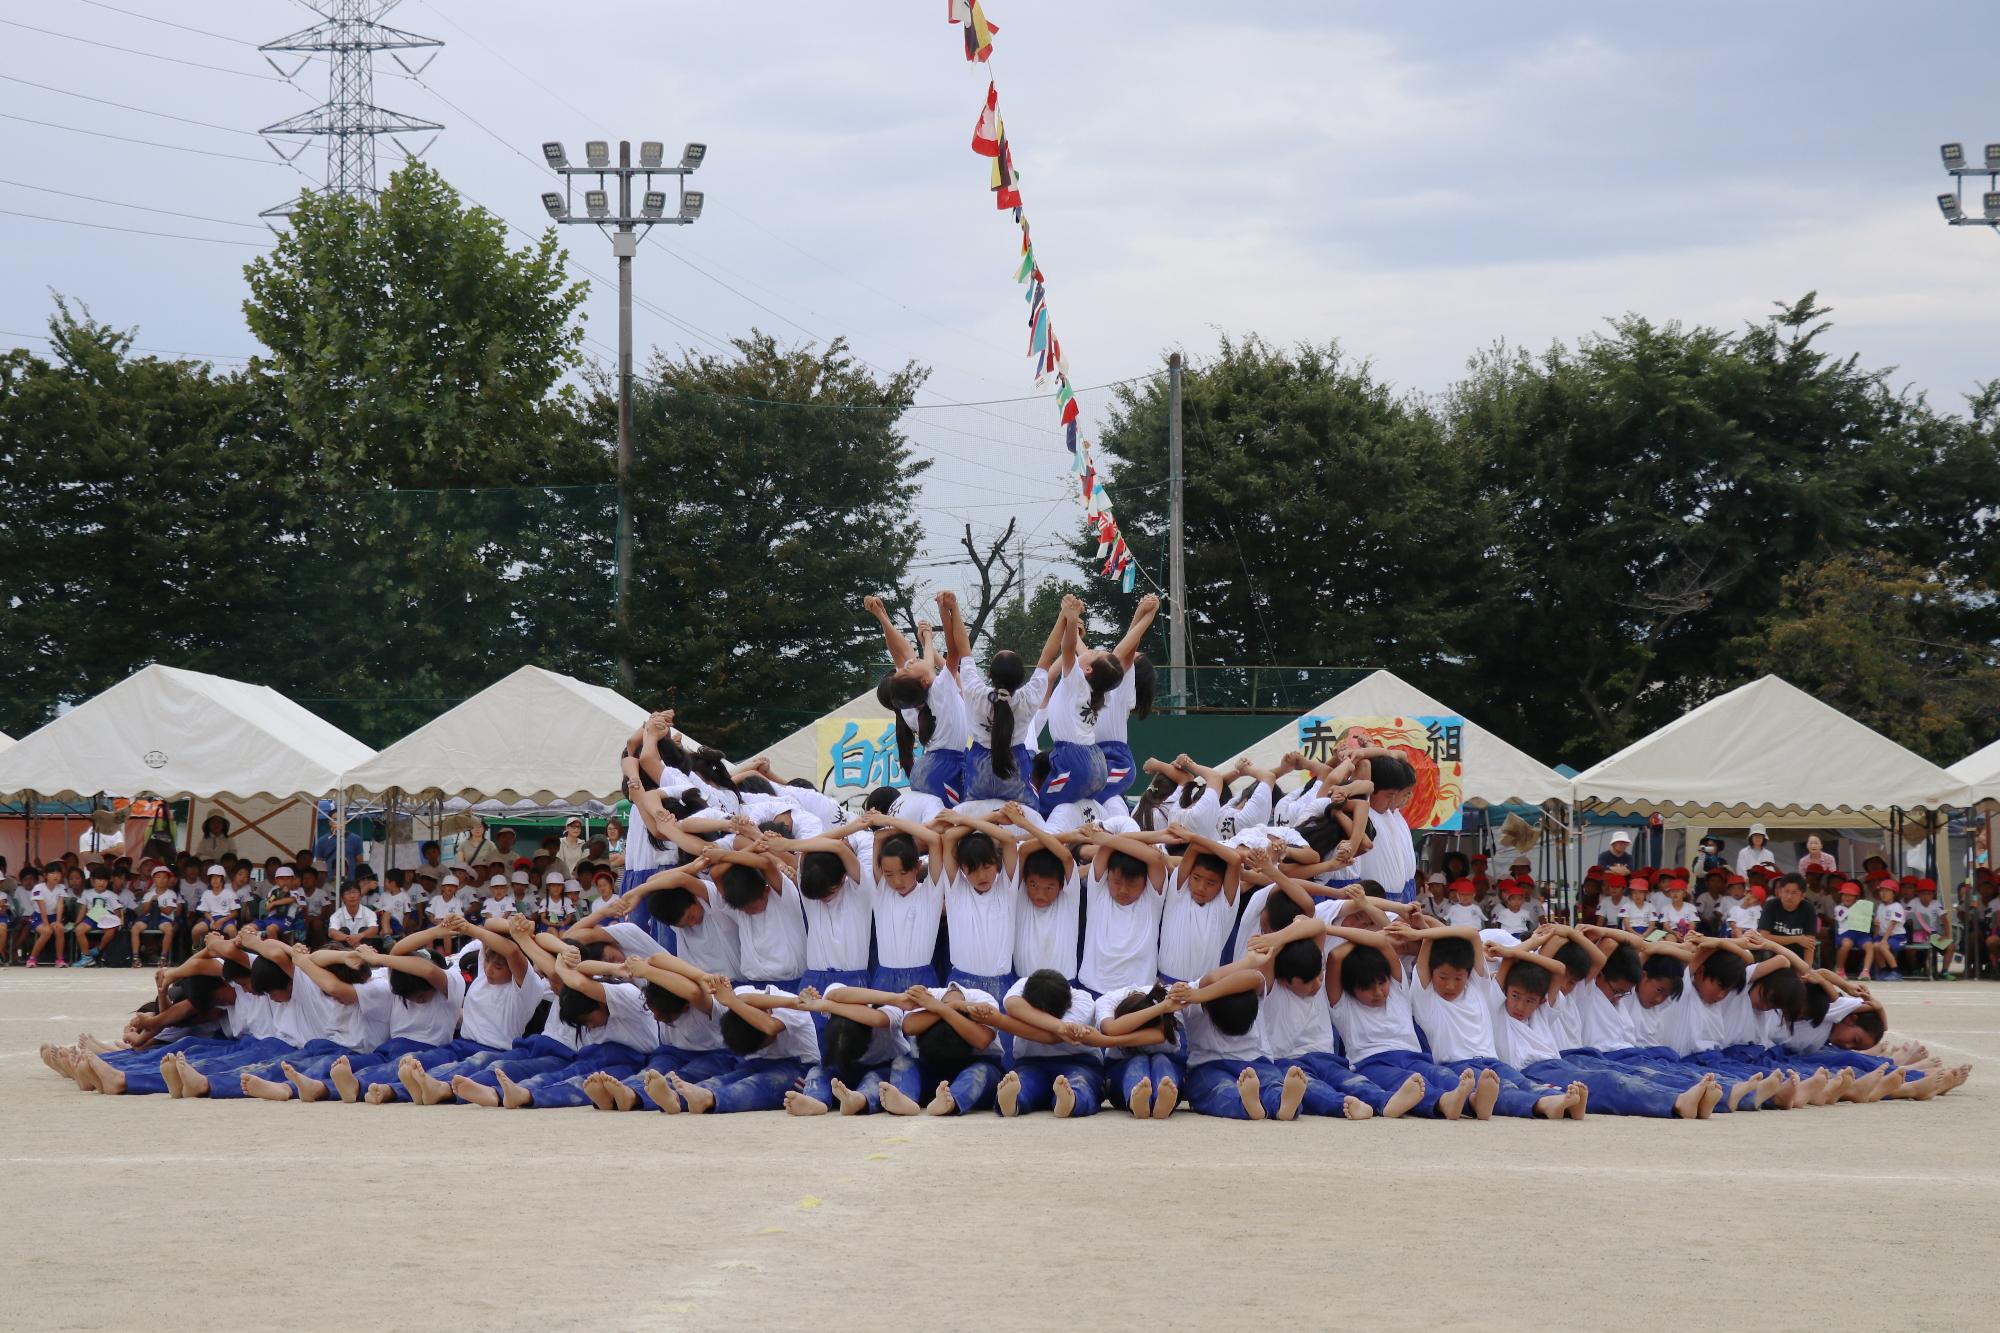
[1837,930,1870,949]
[1884,934,1908,952]
[1097,740,1137,802]
[910,746,965,807]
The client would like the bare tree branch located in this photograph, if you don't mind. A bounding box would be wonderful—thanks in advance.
[961,518,1019,648]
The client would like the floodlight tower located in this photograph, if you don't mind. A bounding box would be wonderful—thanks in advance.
[539,139,708,691]
[259,0,444,218]
[1936,142,2000,234]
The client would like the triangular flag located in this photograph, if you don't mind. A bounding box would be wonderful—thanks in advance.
[972,85,1000,157]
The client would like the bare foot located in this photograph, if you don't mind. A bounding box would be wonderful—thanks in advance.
[1471,1068,1501,1121]
[582,1072,618,1111]
[609,1078,640,1112]
[1753,1069,1784,1109]
[1052,1074,1077,1119]
[1566,1081,1589,1120]
[669,1073,714,1114]
[241,1073,295,1101]
[827,1078,866,1115]
[1674,1081,1705,1119]
[1533,1091,1568,1119]
[643,1069,683,1113]
[329,1056,360,1104]
[38,1043,60,1073]
[1343,1095,1374,1120]
[79,1032,115,1054]
[282,1062,327,1103]
[996,1070,1021,1117]
[161,1053,184,1099]
[1798,1070,1830,1107]
[923,1081,957,1116]
[451,1075,500,1108]
[1697,1076,1722,1119]
[1236,1065,1266,1121]
[1383,1073,1424,1120]
[1276,1066,1307,1122]
[83,1053,125,1095]
[364,1082,397,1104]
[878,1082,922,1116]
[1827,1069,1855,1105]
[71,1055,100,1092]
[784,1090,829,1116]
[1128,1075,1153,1119]
[177,1053,210,1098]
[398,1055,448,1106]
[1153,1076,1178,1119]
[1437,1069,1475,1121]
[496,1069,533,1109]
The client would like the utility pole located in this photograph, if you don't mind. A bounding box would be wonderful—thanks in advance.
[1167,352,1187,711]
[539,139,708,691]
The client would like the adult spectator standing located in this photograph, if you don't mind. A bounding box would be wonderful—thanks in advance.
[1735,823,1778,877]
[1596,829,1636,871]
[1758,872,1820,962]
[195,816,237,863]
[462,820,513,870]
[1797,833,1838,877]
[554,817,588,874]
[312,802,363,879]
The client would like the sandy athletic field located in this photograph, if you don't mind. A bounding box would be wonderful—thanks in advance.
[2,971,1993,1332]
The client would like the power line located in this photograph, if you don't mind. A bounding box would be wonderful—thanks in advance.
[69,0,256,46]
[0,72,265,138]
[0,178,270,231]
[0,16,282,81]
[0,111,288,165]
[0,207,270,248]
[2,328,255,363]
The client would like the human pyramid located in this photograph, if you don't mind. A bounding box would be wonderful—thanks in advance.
[43,591,1970,1120]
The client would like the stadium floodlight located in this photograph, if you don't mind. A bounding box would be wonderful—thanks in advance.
[639,141,664,169]
[1942,142,1966,171]
[1939,193,1963,221]
[679,190,704,220]
[584,189,609,218]
[585,140,610,168]
[542,141,567,169]
[681,142,706,170]
[541,191,567,219]
[1988,143,2000,171]
[640,191,666,218]
[1986,192,2000,221]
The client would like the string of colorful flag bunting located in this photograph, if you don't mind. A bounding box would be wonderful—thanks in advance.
[947,0,1137,592]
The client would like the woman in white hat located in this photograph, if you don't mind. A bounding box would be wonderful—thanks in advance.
[1735,824,1778,877]
[1596,829,1636,871]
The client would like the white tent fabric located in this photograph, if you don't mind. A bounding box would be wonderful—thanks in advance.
[0,664,373,801]
[0,729,12,750]
[339,665,648,804]
[751,689,890,791]
[1571,675,1970,817]
[1225,669,1572,808]
[1948,737,2000,803]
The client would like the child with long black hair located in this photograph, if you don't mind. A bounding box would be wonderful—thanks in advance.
[1093,593,1158,805]
[958,597,1062,804]
[1040,595,1123,815]
[867,592,971,806]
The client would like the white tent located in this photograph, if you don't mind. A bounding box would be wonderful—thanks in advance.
[0,729,12,751]
[0,664,373,801]
[750,689,891,792]
[1948,738,2000,804]
[339,665,648,804]
[1571,676,1970,818]
[1225,669,1572,808]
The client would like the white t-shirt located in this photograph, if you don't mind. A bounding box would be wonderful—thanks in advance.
[737,985,820,1063]
[1724,901,1762,935]
[1092,989,1181,1056]
[959,657,1049,750]
[547,980,660,1052]
[1779,994,1866,1054]
[1617,899,1656,933]
[1490,990,1562,1067]
[1627,992,1675,1049]
[1909,900,1945,937]
[1044,662,1099,747]
[802,870,876,973]
[1094,669,1137,746]
[658,993,726,1052]
[1003,975,1100,1061]
[716,877,807,982]
[915,669,971,752]
[223,987,280,1040]
[197,887,240,918]
[140,887,182,915]
[1735,845,1777,876]
[1442,901,1487,929]
[387,965,467,1045]
[1492,905,1536,935]
[1158,882,1238,983]
[1409,972,1499,1063]
[1079,871,1166,996]
[77,888,123,927]
[889,789,945,825]
[1328,972,1421,1064]
[458,953,541,1050]
[945,869,1019,977]
[1344,806,1416,896]
[605,920,666,963]
[894,985,997,1044]
[30,883,64,918]
[1183,979,1268,1065]
[872,872,946,969]
[1013,870,1082,980]
[329,904,378,935]
[1656,899,1700,933]
[1258,975,1336,1061]
[1573,982,1636,1052]
[665,901,741,979]
[274,965,341,1047]
[1664,982,1760,1056]
[1876,901,1909,938]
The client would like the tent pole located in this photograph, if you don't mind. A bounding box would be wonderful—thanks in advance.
[385,791,397,877]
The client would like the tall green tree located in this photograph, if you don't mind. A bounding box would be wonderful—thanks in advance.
[1736,551,2000,764]
[0,302,283,735]
[1074,335,1500,707]
[623,332,927,754]
[238,162,611,743]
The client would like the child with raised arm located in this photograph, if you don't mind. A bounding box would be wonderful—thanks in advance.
[1396,921,1580,1120]
[859,982,1005,1116]
[1039,595,1120,815]
[650,979,820,1114]
[1077,823,1168,997]
[867,592,971,808]
[605,855,742,983]
[958,597,1060,804]
[1156,823,1243,984]
[1094,985,1189,1117]
[384,915,545,1104]
[777,825,875,999]
[1170,957,1305,1121]
[588,951,736,1110]
[318,937,464,1103]
[666,834,807,990]
[864,812,947,992]
[937,809,1021,997]
[1001,803,1083,982]
[1648,933,1812,1110]
[971,968,1107,1118]
[1093,593,1158,805]
[785,985,918,1116]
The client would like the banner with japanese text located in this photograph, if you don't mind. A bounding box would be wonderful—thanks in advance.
[815,717,920,793]
[1296,713,1468,832]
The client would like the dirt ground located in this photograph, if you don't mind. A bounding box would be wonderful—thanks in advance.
[1,971,1992,1332]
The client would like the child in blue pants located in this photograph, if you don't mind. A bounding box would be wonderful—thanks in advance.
[1394,923,1581,1120]
[1095,986,1188,1118]
[976,969,1107,1117]
[651,982,819,1114]
[785,985,920,1116]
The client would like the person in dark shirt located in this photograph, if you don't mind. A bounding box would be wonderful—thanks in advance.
[1758,872,1820,962]
[1596,829,1636,871]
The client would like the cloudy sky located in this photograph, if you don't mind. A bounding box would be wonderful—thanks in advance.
[5,0,1999,590]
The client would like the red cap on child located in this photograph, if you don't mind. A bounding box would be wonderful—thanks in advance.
[1838,881,1861,896]
[1450,878,1477,895]
[1916,877,1937,892]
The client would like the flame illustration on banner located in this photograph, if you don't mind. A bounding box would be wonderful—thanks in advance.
[942,7,1138,591]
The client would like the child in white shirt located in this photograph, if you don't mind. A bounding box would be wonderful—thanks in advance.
[72,868,125,967]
